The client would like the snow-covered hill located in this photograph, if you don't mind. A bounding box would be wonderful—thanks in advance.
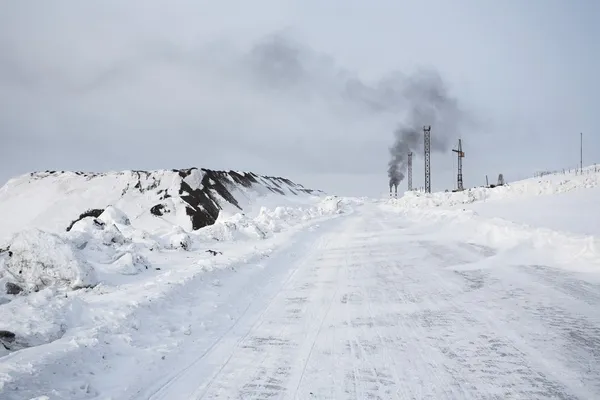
[0,168,322,242]
[0,167,340,295]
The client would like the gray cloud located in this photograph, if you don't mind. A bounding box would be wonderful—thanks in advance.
[244,33,408,115]
[242,35,467,189]
[0,1,598,197]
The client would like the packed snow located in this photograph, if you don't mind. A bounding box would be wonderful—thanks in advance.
[1,166,600,399]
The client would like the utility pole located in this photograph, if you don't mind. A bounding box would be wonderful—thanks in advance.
[580,132,583,174]
[424,126,431,193]
[452,139,465,191]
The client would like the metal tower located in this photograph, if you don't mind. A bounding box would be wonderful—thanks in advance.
[497,173,505,186]
[452,139,465,191]
[423,126,431,193]
[407,152,413,191]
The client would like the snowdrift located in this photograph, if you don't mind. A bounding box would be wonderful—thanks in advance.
[0,229,97,293]
[394,165,600,209]
[393,207,600,271]
[387,165,600,271]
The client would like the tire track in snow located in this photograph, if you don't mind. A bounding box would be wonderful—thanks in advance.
[132,204,600,399]
[195,233,334,399]
[194,218,351,399]
[288,215,369,399]
[346,217,406,399]
[129,217,344,400]
[290,248,341,398]
[409,238,597,399]
[362,213,589,399]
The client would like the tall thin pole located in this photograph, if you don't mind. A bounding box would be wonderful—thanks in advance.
[452,139,464,191]
[580,132,583,174]
[407,152,413,191]
[424,126,431,193]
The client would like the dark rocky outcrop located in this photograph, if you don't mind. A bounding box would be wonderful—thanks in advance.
[0,330,15,349]
[150,204,169,216]
[66,209,105,232]
[5,282,22,295]
[171,168,321,230]
[176,169,245,230]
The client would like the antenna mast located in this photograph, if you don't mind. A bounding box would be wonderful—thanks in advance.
[452,139,465,191]
[423,126,431,193]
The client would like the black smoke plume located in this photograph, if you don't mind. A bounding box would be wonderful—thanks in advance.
[244,34,465,187]
[387,70,462,188]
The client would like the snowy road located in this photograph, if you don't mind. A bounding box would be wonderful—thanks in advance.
[125,204,600,400]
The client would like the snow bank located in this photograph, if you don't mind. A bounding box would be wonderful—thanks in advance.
[394,206,600,271]
[386,165,600,270]
[196,196,352,242]
[0,230,97,292]
[0,287,72,357]
[394,166,600,209]
[198,214,268,242]
[0,196,349,296]
[464,186,600,238]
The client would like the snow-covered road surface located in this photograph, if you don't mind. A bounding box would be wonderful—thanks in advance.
[125,205,600,400]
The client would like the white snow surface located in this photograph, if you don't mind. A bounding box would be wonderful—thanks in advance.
[1,167,600,399]
[1,229,98,292]
[0,169,319,242]
[397,165,600,210]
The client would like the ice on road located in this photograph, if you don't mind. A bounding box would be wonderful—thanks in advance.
[127,205,600,400]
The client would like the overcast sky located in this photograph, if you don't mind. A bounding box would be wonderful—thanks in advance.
[1,0,598,196]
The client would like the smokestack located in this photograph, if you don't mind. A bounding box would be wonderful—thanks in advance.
[387,70,464,188]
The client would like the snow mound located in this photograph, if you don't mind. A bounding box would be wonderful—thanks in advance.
[160,227,193,250]
[98,206,130,226]
[111,252,150,275]
[0,229,97,292]
[199,214,268,242]
[67,215,128,247]
[197,196,352,242]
